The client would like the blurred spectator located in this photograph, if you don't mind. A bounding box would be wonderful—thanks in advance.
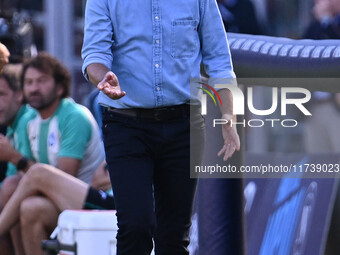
[0,0,43,51]
[303,0,340,39]
[217,0,263,34]
[0,63,36,255]
[0,43,10,184]
[0,64,32,185]
[302,0,340,153]
[0,53,105,255]
[302,1,340,254]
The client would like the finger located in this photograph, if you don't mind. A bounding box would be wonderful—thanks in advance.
[234,137,240,151]
[217,145,226,157]
[223,151,231,161]
[218,143,230,161]
[224,141,238,161]
[103,89,126,99]
[108,90,125,98]
[97,81,105,90]
[102,86,112,94]
[104,71,115,82]
[105,72,119,87]
[98,72,117,90]
[111,92,126,99]
[230,129,240,150]
[223,154,230,161]
[223,150,229,161]
[229,145,236,159]
[223,145,233,161]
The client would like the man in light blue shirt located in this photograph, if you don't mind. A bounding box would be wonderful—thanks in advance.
[82,1,240,254]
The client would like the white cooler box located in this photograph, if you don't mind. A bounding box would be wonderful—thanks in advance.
[55,210,118,255]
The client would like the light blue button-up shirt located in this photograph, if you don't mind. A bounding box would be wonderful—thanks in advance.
[82,0,235,109]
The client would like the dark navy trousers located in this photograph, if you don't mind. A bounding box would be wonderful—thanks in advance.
[102,108,205,255]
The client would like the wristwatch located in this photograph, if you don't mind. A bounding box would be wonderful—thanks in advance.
[16,157,29,171]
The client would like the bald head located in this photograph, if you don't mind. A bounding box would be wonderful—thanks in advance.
[0,43,10,73]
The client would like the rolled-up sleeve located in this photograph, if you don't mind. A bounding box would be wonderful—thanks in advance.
[199,0,236,82]
[81,0,114,80]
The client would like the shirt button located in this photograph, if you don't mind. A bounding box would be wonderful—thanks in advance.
[156,40,160,44]
[156,87,161,91]
[155,64,159,68]
[155,16,159,20]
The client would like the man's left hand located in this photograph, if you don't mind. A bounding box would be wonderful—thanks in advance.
[217,114,240,161]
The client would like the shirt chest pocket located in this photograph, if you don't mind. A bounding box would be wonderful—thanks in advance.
[171,19,199,59]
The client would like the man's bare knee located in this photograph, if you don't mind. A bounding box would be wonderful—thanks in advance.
[25,164,45,182]
[20,197,58,225]
[25,164,56,189]
[20,197,45,225]
[20,196,59,239]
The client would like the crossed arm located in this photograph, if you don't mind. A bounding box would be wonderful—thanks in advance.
[0,134,33,172]
[0,134,79,176]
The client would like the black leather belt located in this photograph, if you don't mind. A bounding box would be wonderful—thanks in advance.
[104,104,190,121]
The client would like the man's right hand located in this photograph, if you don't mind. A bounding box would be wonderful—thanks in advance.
[97,71,126,100]
[0,134,24,166]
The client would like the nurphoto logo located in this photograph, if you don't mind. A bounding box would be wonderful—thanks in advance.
[198,82,312,128]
